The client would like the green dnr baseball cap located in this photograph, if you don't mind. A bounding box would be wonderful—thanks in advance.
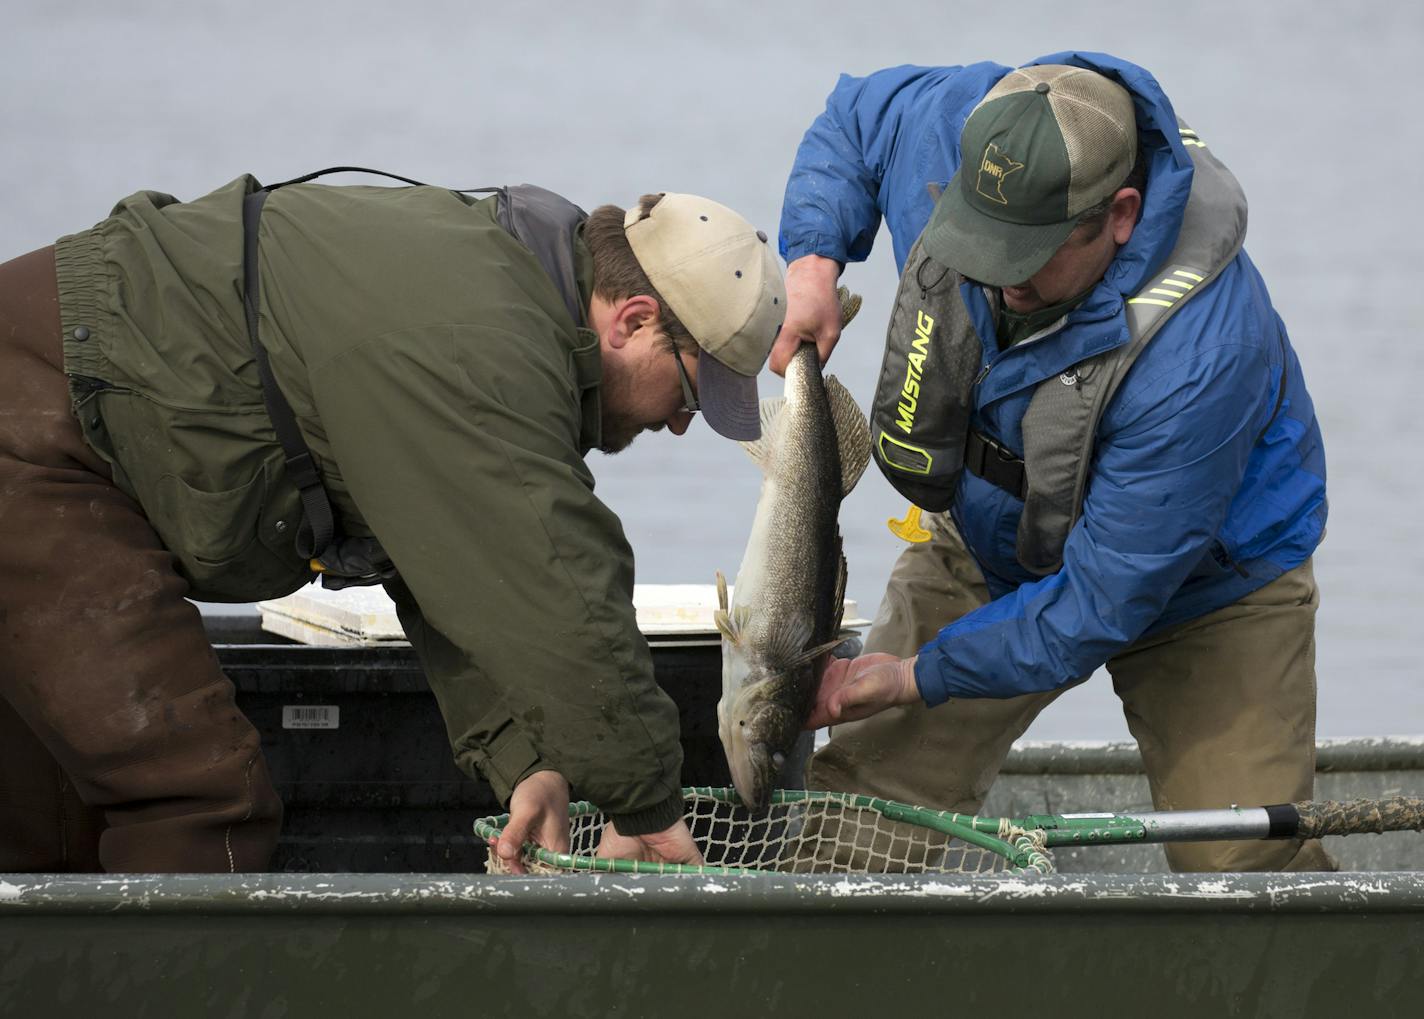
[924,64,1137,287]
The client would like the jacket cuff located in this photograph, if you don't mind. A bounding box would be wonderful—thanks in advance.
[913,646,952,707]
[607,789,685,837]
[781,234,850,268]
[456,722,546,807]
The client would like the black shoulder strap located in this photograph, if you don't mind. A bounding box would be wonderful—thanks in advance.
[265,165,499,194]
[240,168,588,566]
[242,187,334,559]
[241,167,501,560]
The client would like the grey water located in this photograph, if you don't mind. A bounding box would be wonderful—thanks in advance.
[5,0,1419,740]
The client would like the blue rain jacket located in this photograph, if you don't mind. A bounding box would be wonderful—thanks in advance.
[779,52,1327,701]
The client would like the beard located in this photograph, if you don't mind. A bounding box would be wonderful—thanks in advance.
[598,414,664,455]
[596,350,667,454]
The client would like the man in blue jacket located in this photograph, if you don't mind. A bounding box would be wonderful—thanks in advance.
[779,54,1331,871]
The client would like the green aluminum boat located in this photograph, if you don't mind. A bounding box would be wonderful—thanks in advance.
[2,634,1420,1016]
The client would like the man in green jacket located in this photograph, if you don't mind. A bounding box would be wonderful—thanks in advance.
[0,174,786,873]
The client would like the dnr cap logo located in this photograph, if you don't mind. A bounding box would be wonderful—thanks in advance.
[976,143,1024,206]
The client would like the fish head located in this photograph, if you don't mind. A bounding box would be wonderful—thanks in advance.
[721,679,802,810]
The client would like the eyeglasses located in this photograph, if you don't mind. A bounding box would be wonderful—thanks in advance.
[670,343,699,414]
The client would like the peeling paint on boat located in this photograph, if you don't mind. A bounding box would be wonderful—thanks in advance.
[5,872,1423,915]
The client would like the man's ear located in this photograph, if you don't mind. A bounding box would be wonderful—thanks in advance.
[1109,188,1142,246]
[607,294,661,350]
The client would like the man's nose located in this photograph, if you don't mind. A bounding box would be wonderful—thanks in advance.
[666,410,695,436]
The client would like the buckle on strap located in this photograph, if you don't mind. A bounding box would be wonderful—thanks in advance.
[965,429,1027,501]
[284,450,323,491]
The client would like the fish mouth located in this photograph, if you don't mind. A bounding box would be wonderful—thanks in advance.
[728,738,773,811]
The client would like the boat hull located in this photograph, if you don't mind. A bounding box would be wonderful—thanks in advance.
[3,871,1422,1017]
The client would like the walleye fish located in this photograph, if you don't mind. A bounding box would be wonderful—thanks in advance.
[715,288,871,809]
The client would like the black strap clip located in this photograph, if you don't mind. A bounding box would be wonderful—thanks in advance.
[965,429,1027,501]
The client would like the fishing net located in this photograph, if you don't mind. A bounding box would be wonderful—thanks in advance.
[476,787,1055,876]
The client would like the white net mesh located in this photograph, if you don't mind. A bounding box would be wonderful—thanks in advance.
[481,789,1053,876]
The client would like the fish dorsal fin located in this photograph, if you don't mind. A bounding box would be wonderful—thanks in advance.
[824,375,871,498]
[738,396,787,470]
[827,286,871,497]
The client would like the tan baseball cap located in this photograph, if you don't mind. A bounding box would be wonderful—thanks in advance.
[624,193,786,440]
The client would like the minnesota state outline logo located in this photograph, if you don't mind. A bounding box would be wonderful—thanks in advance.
[976,143,1024,205]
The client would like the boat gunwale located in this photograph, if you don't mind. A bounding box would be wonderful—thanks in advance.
[5,872,1424,916]
[999,736,1424,774]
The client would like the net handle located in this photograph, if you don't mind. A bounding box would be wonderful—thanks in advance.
[1293,796,1424,839]
[939,795,1424,848]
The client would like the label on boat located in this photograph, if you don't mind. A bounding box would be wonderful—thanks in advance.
[282,705,340,730]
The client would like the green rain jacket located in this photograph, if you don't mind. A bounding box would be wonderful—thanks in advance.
[53,176,685,834]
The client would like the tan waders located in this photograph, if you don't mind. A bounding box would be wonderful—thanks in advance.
[0,248,281,872]
[808,511,1336,872]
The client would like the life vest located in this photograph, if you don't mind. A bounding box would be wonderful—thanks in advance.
[870,121,1248,575]
[242,168,589,588]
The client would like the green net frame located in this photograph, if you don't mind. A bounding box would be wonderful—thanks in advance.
[474,787,1056,876]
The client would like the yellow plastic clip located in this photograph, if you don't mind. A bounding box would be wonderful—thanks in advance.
[309,558,326,574]
[887,504,931,543]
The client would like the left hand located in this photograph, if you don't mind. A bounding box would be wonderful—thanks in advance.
[804,653,921,730]
[488,770,571,875]
[595,817,703,868]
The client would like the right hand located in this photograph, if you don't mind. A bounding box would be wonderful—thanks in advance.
[489,770,571,875]
[769,254,845,376]
[804,653,921,730]
[595,817,704,868]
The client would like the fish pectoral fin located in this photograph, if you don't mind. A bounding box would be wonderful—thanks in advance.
[784,636,850,671]
[824,375,871,498]
[739,397,787,470]
[767,613,844,670]
[766,612,814,666]
[714,571,736,642]
[716,604,754,646]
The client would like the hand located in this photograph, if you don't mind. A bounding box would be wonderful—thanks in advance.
[595,817,704,869]
[769,254,845,375]
[804,653,921,730]
[489,770,571,875]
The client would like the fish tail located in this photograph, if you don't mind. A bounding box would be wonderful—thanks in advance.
[836,286,863,328]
